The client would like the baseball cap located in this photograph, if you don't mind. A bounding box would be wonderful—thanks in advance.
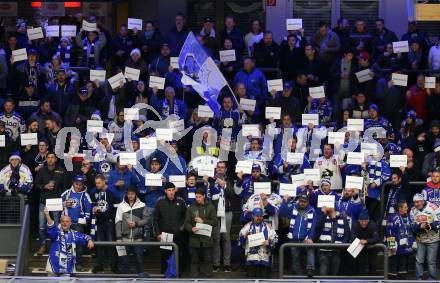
[413,193,425,202]
[73,175,85,183]
[252,207,264,217]
[204,17,214,23]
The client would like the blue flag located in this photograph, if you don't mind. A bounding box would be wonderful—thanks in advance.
[178,32,237,115]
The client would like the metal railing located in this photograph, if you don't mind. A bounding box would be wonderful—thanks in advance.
[278,243,389,279]
[0,195,26,258]
[91,241,179,277]
[14,203,30,276]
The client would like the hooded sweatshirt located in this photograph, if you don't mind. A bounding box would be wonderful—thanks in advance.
[115,195,149,240]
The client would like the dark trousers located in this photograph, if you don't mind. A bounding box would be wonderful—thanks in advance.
[389,253,409,278]
[119,244,144,274]
[70,223,86,266]
[353,248,377,275]
[189,246,213,277]
[246,265,269,278]
[95,220,116,268]
[319,250,341,275]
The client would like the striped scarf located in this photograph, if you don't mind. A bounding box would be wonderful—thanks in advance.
[319,213,346,244]
[162,99,179,118]
[83,39,96,69]
[56,44,71,66]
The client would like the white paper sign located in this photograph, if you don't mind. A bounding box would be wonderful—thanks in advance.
[87,120,103,133]
[219,49,236,62]
[12,48,27,62]
[267,79,283,92]
[265,107,281,120]
[145,173,163,186]
[170,119,185,134]
[302,114,319,126]
[119,152,137,166]
[127,18,143,30]
[169,175,186,188]
[124,108,139,120]
[392,41,409,53]
[61,25,77,37]
[46,198,63,211]
[156,128,173,141]
[240,98,256,111]
[286,18,303,30]
[291,174,305,188]
[139,137,157,150]
[170,57,179,69]
[347,152,364,165]
[347,119,364,131]
[20,133,38,146]
[347,238,364,258]
[390,155,408,168]
[124,67,140,81]
[345,176,364,191]
[235,160,253,174]
[361,142,377,155]
[317,195,335,208]
[45,25,60,37]
[82,20,97,32]
[90,69,106,82]
[392,73,408,87]
[242,124,260,137]
[309,86,325,99]
[107,72,126,89]
[0,135,5,147]
[116,245,127,256]
[160,232,174,250]
[356,69,373,83]
[198,105,214,118]
[286,152,304,164]
[328,132,345,145]
[425,77,436,89]
[195,223,213,237]
[198,166,215,177]
[304,168,320,182]
[248,232,265,247]
[27,27,44,40]
[279,183,297,197]
[149,76,165,89]
[254,182,271,195]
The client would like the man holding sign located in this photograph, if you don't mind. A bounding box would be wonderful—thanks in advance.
[184,188,217,277]
[238,208,278,278]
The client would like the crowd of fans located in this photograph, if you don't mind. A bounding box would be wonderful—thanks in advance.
[0,10,440,280]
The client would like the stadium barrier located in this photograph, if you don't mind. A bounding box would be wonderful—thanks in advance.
[89,241,179,277]
[0,195,27,257]
[278,242,389,279]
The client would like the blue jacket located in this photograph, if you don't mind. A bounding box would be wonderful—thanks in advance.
[61,187,92,224]
[309,189,340,211]
[272,152,311,184]
[280,202,317,241]
[336,196,364,224]
[366,159,391,200]
[141,184,164,208]
[45,82,76,116]
[46,223,92,274]
[386,212,415,255]
[150,95,188,121]
[214,108,241,141]
[166,27,190,56]
[233,68,267,103]
[108,169,140,202]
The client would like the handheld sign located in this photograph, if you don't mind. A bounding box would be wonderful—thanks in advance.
[267,79,283,92]
[219,50,236,62]
[392,41,409,53]
[90,69,106,82]
[128,18,142,30]
[286,18,302,30]
[27,27,44,40]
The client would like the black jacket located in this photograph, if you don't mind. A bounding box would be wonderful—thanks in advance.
[35,165,66,204]
[153,195,187,238]
[350,221,380,244]
[91,188,117,222]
